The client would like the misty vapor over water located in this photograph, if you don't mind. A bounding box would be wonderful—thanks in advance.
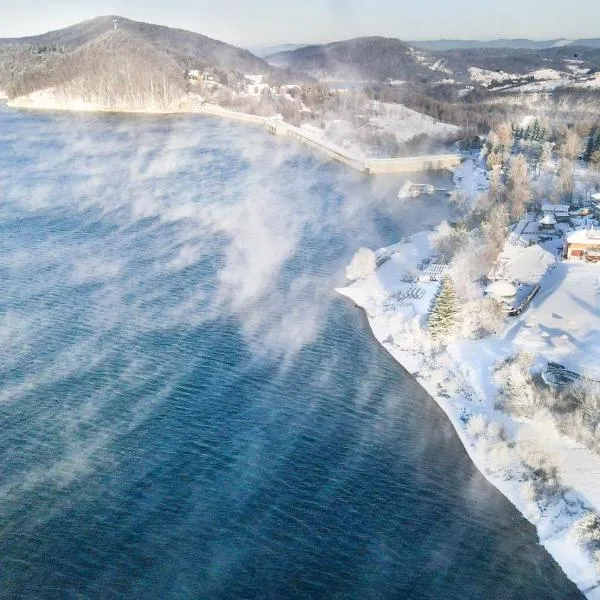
[0,105,584,599]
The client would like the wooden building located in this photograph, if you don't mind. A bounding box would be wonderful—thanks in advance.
[564,228,600,261]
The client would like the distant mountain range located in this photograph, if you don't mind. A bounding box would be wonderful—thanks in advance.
[266,37,600,84]
[251,44,308,58]
[410,39,579,51]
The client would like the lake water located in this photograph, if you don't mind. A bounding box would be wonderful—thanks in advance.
[0,103,584,599]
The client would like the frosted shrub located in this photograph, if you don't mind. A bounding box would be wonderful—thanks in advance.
[345,247,376,281]
[571,512,600,546]
[460,297,506,339]
[432,221,469,260]
[466,414,487,438]
[571,379,600,424]
[486,420,505,441]
[521,481,537,503]
[552,379,600,454]
[486,439,513,477]
[494,353,539,417]
[593,550,600,573]
[518,440,564,501]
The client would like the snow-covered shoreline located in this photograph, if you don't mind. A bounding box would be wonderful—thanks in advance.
[7,92,188,115]
[338,233,600,599]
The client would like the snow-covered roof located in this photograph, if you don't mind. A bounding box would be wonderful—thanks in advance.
[542,203,570,213]
[540,214,557,225]
[245,74,264,85]
[592,193,600,201]
[566,228,600,244]
[487,281,517,298]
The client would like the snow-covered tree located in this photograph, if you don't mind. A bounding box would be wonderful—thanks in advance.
[486,150,503,171]
[488,164,505,202]
[494,121,514,149]
[481,203,509,262]
[460,297,506,339]
[554,158,574,203]
[345,247,376,281]
[427,276,459,342]
[560,131,583,161]
[590,149,600,172]
[539,141,553,169]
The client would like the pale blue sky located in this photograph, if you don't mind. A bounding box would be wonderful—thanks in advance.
[2,0,600,47]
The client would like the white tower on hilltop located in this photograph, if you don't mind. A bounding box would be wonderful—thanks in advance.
[113,18,118,31]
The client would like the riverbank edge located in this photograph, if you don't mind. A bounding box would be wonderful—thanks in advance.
[5,96,462,175]
[336,280,600,600]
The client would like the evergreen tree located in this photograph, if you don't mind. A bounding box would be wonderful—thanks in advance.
[590,149,600,172]
[514,127,523,141]
[532,120,541,142]
[428,277,459,342]
[584,131,596,163]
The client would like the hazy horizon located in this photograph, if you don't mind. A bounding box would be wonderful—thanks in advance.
[2,1,600,48]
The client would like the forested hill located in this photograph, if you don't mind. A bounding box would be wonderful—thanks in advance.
[266,37,440,82]
[0,16,275,107]
[0,16,269,73]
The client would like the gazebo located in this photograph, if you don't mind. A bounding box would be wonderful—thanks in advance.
[539,213,557,231]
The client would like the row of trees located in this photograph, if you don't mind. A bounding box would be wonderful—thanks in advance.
[514,120,552,144]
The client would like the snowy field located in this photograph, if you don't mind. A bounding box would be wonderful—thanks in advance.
[367,101,459,143]
[339,225,600,599]
[318,103,459,159]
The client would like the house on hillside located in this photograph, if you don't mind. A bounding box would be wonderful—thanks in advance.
[542,202,570,223]
[564,228,600,261]
[242,74,271,96]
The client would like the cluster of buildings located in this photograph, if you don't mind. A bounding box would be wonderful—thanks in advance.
[514,199,600,262]
[185,70,302,100]
[486,194,600,316]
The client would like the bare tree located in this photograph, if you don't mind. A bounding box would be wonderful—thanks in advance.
[488,164,505,203]
[481,203,509,263]
[494,121,514,149]
[506,154,532,219]
[554,158,575,203]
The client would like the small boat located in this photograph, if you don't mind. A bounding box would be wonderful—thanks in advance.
[397,181,435,199]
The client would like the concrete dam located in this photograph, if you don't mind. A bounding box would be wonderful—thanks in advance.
[265,118,462,175]
[193,106,463,175]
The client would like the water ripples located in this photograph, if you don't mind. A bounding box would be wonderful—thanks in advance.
[0,104,584,599]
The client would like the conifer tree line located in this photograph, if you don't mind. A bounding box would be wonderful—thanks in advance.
[583,127,600,168]
[427,277,459,342]
[513,119,552,144]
